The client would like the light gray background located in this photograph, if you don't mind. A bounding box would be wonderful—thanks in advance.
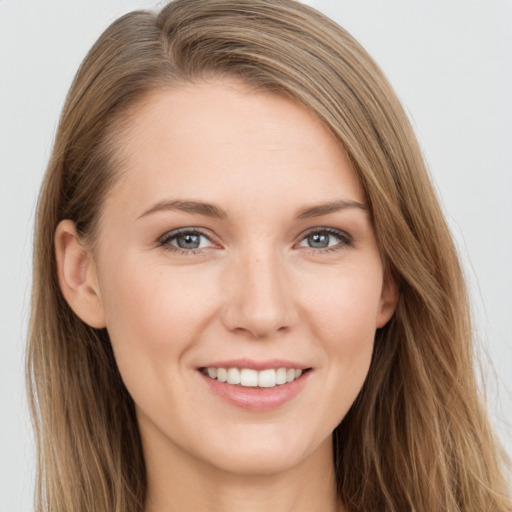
[1,1,510,510]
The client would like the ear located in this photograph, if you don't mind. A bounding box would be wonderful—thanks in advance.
[55,220,106,329]
[376,272,399,328]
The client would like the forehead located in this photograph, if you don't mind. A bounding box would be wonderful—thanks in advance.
[104,78,364,219]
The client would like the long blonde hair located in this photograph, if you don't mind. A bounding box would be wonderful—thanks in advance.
[27,0,511,510]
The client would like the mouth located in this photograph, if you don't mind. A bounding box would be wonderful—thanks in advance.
[199,366,311,388]
[197,359,313,410]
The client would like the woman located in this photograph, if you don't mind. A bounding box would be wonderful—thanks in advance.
[27,0,511,510]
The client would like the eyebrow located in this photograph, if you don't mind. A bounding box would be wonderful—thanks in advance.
[137,198,367,220]
[295,199,367,219]
[138,199,228,220]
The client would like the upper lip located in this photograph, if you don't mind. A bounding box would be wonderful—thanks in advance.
[198,358,311,371]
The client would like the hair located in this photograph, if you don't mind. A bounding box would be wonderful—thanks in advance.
[27,0,511,511]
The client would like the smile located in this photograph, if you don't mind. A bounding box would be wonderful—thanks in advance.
[198,360,312,411]
[201,367,305,388]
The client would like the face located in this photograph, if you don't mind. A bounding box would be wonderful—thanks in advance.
[76,79,396,476]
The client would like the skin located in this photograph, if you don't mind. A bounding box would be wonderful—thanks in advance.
[56,78,398,512]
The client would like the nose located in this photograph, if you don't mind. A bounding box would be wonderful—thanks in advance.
[220,249,297,339]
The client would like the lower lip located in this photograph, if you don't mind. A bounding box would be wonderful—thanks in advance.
[199,371,311,411]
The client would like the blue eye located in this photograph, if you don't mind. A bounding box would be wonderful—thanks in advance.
[158,227,352,255]
[160,229,213,252]
[298,229,352,251]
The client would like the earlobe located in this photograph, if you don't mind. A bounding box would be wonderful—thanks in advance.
[376,273,399,328]
[55,220,106,329]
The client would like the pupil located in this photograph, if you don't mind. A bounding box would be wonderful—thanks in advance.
[308,232,329,248]
[177,233,200,249]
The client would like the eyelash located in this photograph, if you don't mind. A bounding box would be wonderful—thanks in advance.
[158,228,215,256]
[157,227,353,256]
[298,227,353,254]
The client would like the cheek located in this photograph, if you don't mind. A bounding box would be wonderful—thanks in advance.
[304,262,383,344]
[302,265,382,413]
[97,257,223,432]
[98,256,218,373]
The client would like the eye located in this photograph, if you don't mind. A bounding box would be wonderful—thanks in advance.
[297,228,352,251]
[159,228,215,253]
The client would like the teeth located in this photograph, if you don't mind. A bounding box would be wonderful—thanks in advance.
[276,367,287,385]
[227,368,241,384]
[217,368,227,382]
[203,367,306,388]
[240,369,258,387]
[258,369,276,388]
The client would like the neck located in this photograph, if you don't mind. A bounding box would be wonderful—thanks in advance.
[142,429,341,512]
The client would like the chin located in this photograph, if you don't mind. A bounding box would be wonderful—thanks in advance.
[193,427,332,477]
[207,451,311,477]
